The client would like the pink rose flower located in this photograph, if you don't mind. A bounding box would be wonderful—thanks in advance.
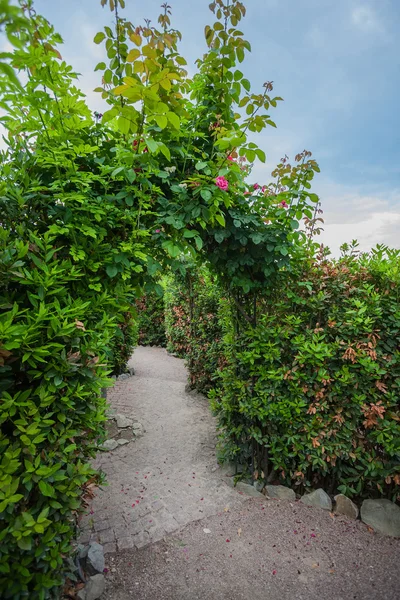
[253,183,260,190]
[215,176,229,191]
[281,201,288,208]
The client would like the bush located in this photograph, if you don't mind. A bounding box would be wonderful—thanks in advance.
[108,309,138,376]
[137,292,166,348]
[164,274,192,358]
[0,232,112,598]
[185,270,226,394]
[163,266,226,393]
[212,248,400,501]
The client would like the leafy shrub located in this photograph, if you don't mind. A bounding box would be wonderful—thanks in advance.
[164,266,225,393]
[108,309,138,375]
[0,0,327,596]
[212,247,400,501]
[185,270,226,394]
[137,292,166,348]
[0,232,111,598]
[164,274,192,358]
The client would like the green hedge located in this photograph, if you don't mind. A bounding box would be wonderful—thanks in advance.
[164,274,191,358]
[213,249,400,500]
[137,292,166,348]
[164,253,400,501]
[164,268,226,394]
[0,233,113,598]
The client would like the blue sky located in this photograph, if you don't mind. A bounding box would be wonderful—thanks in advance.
[29,1,400,253]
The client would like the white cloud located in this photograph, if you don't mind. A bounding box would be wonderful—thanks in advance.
[322,211,400,256]
[312,178,400,255]
[351,5,384,33]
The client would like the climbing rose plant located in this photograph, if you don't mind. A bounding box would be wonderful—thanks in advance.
[0,0,322,597]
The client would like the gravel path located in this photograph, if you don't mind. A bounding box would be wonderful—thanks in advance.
[81,346,400,599]
[80,347,244,553]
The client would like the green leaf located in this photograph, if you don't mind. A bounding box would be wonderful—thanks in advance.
[155,115,168,129]
[117,116,131,135]
[183,230,197,238]
[195,237,203,251]
[126,170,136,184]
[145,137,159,154]
[94,32,106,44]
[200,189,212,202]
[215,214,225,227]
[237,47,245,62]
[195,161,208,171]
[245,149,256,163]
[94,62,106,71]
[167,112,180,129]
[38,481,54,498]
[256,149,266,163]
[17,537,32,551]
[9,494,23,504]
[159,144,171,160]
[106,265,118,278]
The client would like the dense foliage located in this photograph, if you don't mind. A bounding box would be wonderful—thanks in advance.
[1,0,323,596]
[137,291,166,347]
[163,248,400,502]
[163,266,225,393]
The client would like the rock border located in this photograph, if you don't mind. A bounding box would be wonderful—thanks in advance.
[220,468,400,538]
[75,542,106,600]
[100,413,144,452]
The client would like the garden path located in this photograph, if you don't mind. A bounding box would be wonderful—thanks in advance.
[79,346,245,553]
[81,346,400,600]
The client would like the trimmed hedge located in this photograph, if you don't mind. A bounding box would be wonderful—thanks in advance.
[0,233,112,598]
[164,252,400,501]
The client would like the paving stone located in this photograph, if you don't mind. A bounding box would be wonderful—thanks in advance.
[226,479,264,498]
[80,347,246,558]
[102,439,119,451]
[133,530,151,549]
[102,542,117,554]
[117,438,130,446]
[94,519,110,532]
[79,530,91,544]
[98,528,116,544]
[117,536,135,550]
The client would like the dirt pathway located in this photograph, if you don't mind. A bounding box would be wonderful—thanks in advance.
[81,347,400,600]
[80,347,244,553]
